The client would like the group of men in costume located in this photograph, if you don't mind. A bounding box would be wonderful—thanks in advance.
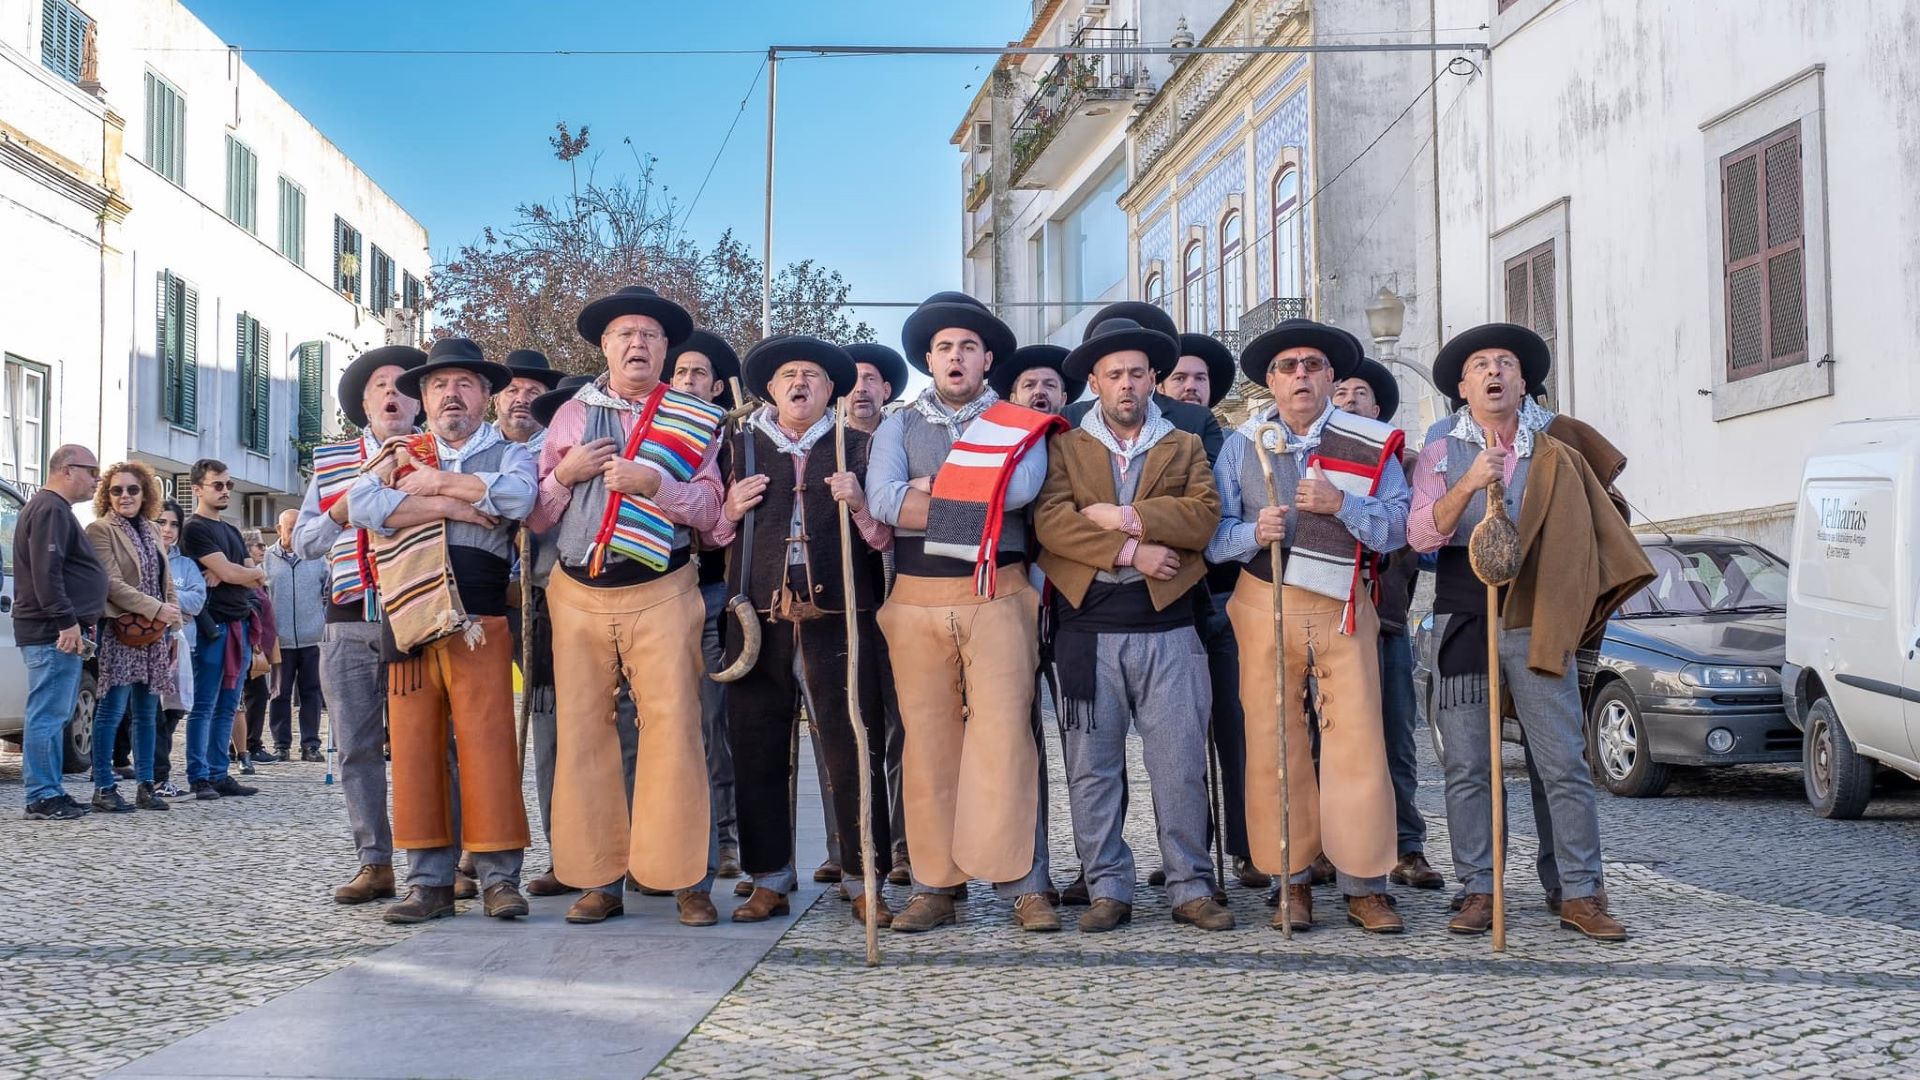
[295,280,1649,942]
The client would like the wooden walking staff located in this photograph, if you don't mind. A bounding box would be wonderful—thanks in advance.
[1469,468,1523,953]
[1249,422,1295,940]
[516,526,533,771]
[835,398,881,966]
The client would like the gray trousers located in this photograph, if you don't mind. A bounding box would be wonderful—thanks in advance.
[320,621,392,867]
[1061,627,1214,909]
[411,844,522,890]
[1432,619,1605,900]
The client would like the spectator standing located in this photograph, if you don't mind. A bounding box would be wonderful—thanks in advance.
[264,509,326,762]
[13,444,108,820]
[180,459,263,799]
[153,500,205,798]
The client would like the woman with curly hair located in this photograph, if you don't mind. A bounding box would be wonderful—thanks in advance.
[84,460,183,812]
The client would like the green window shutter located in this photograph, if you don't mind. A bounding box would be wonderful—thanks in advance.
[253,322,272,453]
[297,342,324,443]
[236,315,271,453]
[179,284,198,429]
[157,271,177,423]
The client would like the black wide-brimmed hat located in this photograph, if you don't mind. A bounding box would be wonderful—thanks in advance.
[901,291,1016,374]
[1432,322,1551,409]
[531,374,595,430]
[502,349,565,390]
[397,337,514,400]
[1083,301,1176,341]
[743,336,858,405]
[668,330,742,388]
[1063,319,1178,384]
[1174,333,1237,408]
[576,285,694,349]
[989,344,1086,405]
[1239,318,1362,385]
[845,342,909,403]
[338,345,427,429]
[1345,357,1401,423]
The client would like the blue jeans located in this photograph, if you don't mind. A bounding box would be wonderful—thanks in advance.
[20,644,84,805]
[186,621,247,784]
[94,681,160,788]
[1377,630,1426,855]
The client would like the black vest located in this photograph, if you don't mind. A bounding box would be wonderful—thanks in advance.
[721,425,885,616]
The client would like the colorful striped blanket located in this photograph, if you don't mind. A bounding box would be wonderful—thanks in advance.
[313,438,378,617]
[924,401,1066,597]
[588,383,724,576]
[361,434,475,653]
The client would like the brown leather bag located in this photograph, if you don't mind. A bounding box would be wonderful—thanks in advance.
[110,612,167,649]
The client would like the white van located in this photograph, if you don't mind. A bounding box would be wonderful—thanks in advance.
[1782,417,1920,818]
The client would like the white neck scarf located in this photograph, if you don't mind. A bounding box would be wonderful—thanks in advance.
[1082,398,1173,467]
[1239,400,1336,456]
[750,405,835,457]
[433,421,502,472]
[912,385,998,438]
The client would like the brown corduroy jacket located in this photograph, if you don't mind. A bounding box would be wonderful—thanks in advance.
[1501,434,1655,677]
[1035,425,1220,611]
[85,516,178,620]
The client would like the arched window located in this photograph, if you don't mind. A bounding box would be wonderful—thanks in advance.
[1183,241,1208,333]
[1142,271,1165,313]
[1273,166,1303,299]
[1219,211,1244,330]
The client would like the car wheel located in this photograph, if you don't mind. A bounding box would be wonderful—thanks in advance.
[1803,696,1873,819]
[1585,682,1670,797]
[62,671,96,775]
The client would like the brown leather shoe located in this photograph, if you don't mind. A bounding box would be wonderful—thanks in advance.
[887,859,912,887]
[814,860,843,883]
[1173,897,1235,931]
[1449,893,1494,935]
[733,877,754,898]
[731,887,790,923]
[716,847,742,879]
[453,874,478,901]
[1346,893,1404,934]
[1012,892,1061,932]
[851,892,893,929]
[1271,884,1313,932]
[1559,895,1627,942]
[1390,851,1444,890]
[565,890,625,924]
[677,891,720,927]
[1309,854,1336,886]
[1234,857,1271,889]
[525,867,576,897]
[333,863,396,905]
[1059,873,1090,907]
[1546,887,1607,916]
[384,885,456,924]
[889,893,957,933]
[1078,898,1132,932]
[483,882,529,919]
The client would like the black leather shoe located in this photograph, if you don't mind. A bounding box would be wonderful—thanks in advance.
[384,885,457,924]
[210,777,258,797]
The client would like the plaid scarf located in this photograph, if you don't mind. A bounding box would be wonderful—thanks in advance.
[313,436,379,618]
[584,382,724,576]
[1285,407,1405,631]
[361,434,477,654]
[924,401,1066,597]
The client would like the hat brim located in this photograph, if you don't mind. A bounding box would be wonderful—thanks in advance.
[989,345,1086,405]
[1083,301,1177,342]
[902,303,1017,375]
[668,330,742,388]
[1063,328,1178,383]
[743,336,858,406]
[504,365,566,390]
[396,358,515,400]
[1239,323,1362,385]
[576,293,694,350]
[1175,333,1237,408]
[1432,323,1551,409]
[1347,358,1400,423]
[531,383,585,430]
[339,346,427,429]
[846,344,909,403]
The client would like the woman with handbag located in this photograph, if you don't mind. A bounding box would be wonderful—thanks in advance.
[85,462,183,812]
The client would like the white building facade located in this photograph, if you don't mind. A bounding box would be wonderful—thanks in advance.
[1,0,428,524]
[1428,0,1920,551]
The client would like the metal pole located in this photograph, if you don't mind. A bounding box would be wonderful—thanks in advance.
[761,49,778,339]
[771,42,1491,58]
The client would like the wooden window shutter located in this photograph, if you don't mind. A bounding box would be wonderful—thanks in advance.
[1721,121,1805,381]
[252,322,273,453]
[179,284,198,429]
[1505,260,1530,325]
[297,342,324,443]
[157,271,178,423]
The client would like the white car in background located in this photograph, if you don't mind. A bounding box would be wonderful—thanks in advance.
[1,478,96,772]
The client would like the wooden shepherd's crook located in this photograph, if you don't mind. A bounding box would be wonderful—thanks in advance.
[516,526,533,771]
[836,398,881,967]
[1249,422,1294,941]
[1468,457,1523,954]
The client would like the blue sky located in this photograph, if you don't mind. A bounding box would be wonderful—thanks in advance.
[186,0,1033,348]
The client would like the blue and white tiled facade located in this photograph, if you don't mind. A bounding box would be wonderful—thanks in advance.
[1254,82,1311,304]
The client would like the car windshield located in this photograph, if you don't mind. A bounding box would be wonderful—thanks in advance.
[1624,542,1789,616]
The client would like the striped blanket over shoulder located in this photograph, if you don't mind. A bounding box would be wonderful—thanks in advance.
[361,434,475,654]
[588,383,725,576]
[924,401,1066,597]
[1285,408,1404,629]
[313,437,378,618]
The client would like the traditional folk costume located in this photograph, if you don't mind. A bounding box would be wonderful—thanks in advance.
[531,287,727,908]
[1410,323,1652,937]
[1206,319,1409,923]
[347,340,536,905]
[867,293,1062,923]
[291,345,427,903]
[1033,319,1225,922]
[705,337,892,920]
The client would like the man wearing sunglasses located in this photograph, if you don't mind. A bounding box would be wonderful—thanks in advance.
[1206,319,1410,935]
[181,459,267,800]
[14,445,109,819]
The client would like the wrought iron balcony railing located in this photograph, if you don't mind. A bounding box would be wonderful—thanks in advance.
[1009,25,1140,183]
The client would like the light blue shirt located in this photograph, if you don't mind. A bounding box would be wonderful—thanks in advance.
[1206,407,1410,565]
[346,431,537,537]
[866,406,1049,530]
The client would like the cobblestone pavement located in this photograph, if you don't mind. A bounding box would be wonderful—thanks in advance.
[654,729,1920,1079]
[0,748,557,1080]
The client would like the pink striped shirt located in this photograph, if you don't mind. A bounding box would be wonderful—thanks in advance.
[529,392,724,535]
[1407,437,1522,553]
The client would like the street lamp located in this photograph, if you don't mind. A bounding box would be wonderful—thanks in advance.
[1365,286,1406,357]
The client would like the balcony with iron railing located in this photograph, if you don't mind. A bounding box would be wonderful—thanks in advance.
[1008,26,1140,189]
[1211,296,1309,421]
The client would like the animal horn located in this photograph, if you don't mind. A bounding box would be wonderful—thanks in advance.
[707,595,762,683]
